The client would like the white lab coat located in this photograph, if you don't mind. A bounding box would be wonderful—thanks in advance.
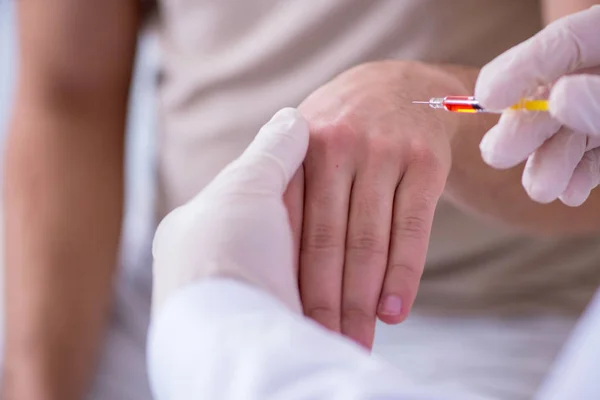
[147,279,600,400]
[147,279,486,400]
[535,291,600,400]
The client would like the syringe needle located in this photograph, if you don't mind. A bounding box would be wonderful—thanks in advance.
[412,101,431,104]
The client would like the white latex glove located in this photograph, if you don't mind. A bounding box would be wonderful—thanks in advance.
[152,108,308,314]
[475,6,600,206]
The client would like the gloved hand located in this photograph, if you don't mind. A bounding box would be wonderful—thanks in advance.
[475,6,600,206]
[152,108,308,314]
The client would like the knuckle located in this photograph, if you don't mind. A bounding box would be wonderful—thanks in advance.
[410,141,439,166]
[346,231,387,256]
[387,262,422,282]
[393,213,430,241]
[410,189,438,211]
[408,141,450,181]
[301,222,343,252]
[309,120,358,156]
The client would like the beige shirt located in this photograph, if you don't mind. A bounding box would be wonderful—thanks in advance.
[155,0,600,316]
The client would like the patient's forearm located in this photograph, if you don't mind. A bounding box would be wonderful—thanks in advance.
[3,101,125,400]
[438,65,600,236]
[542,0,600,23]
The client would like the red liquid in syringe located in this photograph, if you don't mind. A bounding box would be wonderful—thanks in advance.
[441,96,484,113]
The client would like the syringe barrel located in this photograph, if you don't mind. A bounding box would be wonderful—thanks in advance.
[441,96,484,113]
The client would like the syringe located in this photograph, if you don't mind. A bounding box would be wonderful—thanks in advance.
[412,96,548,114]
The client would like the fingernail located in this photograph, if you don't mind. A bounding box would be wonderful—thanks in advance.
[378,295,402,315]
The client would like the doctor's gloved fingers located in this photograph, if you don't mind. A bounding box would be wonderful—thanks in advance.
[550,75,600,136]
[480,112,562,169]
[377,163,442,326]
[475,6,600,110]
[522,127,587,204]
[219,108,309,196]
[559,148,600,207]
[299,155,352,335]
[341,169,396,350]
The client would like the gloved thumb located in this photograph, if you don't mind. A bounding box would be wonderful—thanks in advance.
[221,108,309,195]
[550,74,600,136]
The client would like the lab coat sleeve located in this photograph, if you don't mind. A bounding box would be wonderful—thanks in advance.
[535,290,600,400]
[147,279,482,400]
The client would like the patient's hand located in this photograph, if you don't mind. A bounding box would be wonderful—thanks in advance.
[287,61,466,349]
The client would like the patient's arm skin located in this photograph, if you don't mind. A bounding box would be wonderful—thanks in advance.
[3,1,140,399]
[543,0,600,23]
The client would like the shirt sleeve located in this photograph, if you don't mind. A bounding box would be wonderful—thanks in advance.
[147,278,481,400]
